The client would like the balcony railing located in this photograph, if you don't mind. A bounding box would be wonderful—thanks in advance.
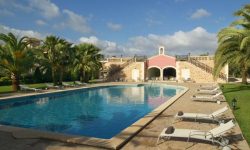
[188,58,227,81]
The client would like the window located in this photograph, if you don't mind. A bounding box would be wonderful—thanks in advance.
[160,48,164,54]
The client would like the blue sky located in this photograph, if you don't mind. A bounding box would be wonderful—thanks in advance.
[0,0,249,56]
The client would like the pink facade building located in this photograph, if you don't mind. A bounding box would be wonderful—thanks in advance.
[146,47,177,80]
[102,46,228,83]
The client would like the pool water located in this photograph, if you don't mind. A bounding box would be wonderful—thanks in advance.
[0,84,183,139]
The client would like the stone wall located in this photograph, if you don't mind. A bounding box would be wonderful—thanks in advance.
[177,61,226,83]
[123,62,145,82]
[189,56,228,77]
[190,56,214,67]
[102,55,228,83]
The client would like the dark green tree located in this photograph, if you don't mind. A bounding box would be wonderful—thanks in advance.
[214,4,250,84]
[74,43,103,82]
[0,33,34,91]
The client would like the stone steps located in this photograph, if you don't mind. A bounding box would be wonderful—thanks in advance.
[177,61,225,83]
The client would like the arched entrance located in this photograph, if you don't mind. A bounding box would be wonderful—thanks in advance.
[147,67,160,80]
[163,67,176,80]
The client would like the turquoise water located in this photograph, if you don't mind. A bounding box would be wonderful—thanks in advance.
[0,84,183,139]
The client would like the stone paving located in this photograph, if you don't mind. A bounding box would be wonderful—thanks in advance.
[0,82,249,150]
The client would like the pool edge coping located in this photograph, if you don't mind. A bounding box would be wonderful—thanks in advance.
[0,82,189,150]
[109,83,189,149]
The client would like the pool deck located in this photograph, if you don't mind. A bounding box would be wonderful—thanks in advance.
[0,82,249,150]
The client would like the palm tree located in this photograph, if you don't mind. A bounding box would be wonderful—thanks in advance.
[106,64,125,81]
[0,33,34,91]
[74,43,103,82]
[41,36,62,85]
[214,4,250,84]
[231,4,250,29]
[38,36,75,85]
[56,40,75,85]
[214,28,250,84]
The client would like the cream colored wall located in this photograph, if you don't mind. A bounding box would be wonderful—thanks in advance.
[190,56,214,67]
[103,62,124,70]
[102,56,228,83]
[102,57,133,71]
[123,62,145,82]
[102,60,145,82]
[177,61,226,83]
[190,56,228,76]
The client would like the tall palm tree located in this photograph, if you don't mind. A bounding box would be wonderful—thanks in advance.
[56,40,74,85]
[74,43,103,82]
[214,28,250,84]
[41,36,62,85]
[0,33,34,91]
[39,36,75,85]
[214,4,250,84]
[231,4,250,29]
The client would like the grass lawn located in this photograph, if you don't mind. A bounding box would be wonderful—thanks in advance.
[221,83,250,145]
[0,83,48,94]
[0,82,78,94]
[0,85,13,94]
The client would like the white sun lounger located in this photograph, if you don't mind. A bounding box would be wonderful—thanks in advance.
[75,81,87,86]
[199,84,218,90]
[157,120,235,147]
[62,82,75,87]
[46,83,62,89]
[197,87,220,94]
[192,92,222,102]
[19,84,42,92]
[175,106,228,123]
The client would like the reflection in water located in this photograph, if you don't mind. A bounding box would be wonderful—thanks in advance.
[146,86,161,98]
[0,84,183,139]
[104,85,178,108]
[105,86,145,104]
[148,86,177,107]
[35,97,49,106]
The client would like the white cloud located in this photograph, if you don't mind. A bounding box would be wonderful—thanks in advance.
[145,18,162,27]
[107,22,122,31]
[1,25,217,56]
[127,27,217,55]
[0,24,43,39]
[36,20,47,26]
[61,9,92,34]
[79,36,125,55]
[79,27,217,56]
[0,0,93,34]
[79,36,98,44]
[29,0,60,19]
[0,0,58,18]
[190,8,211,19]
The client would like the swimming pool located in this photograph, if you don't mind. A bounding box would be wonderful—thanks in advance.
[0,84,184,139]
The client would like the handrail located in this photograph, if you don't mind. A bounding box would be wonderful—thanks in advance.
[188,58,227,81]
[176,55,189,61]
[106,57,136,81]
[121,57,135,68]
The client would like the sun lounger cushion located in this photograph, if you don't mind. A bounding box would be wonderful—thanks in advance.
[165,126,175,134]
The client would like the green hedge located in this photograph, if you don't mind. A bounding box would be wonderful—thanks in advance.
[0,77,12,86]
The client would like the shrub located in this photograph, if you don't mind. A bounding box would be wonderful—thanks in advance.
[106,64,125,81]
[0,77,12,86]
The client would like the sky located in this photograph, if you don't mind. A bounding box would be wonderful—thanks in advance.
[0,0,249,57]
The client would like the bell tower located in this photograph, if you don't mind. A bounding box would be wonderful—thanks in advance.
[159,46,165,55]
